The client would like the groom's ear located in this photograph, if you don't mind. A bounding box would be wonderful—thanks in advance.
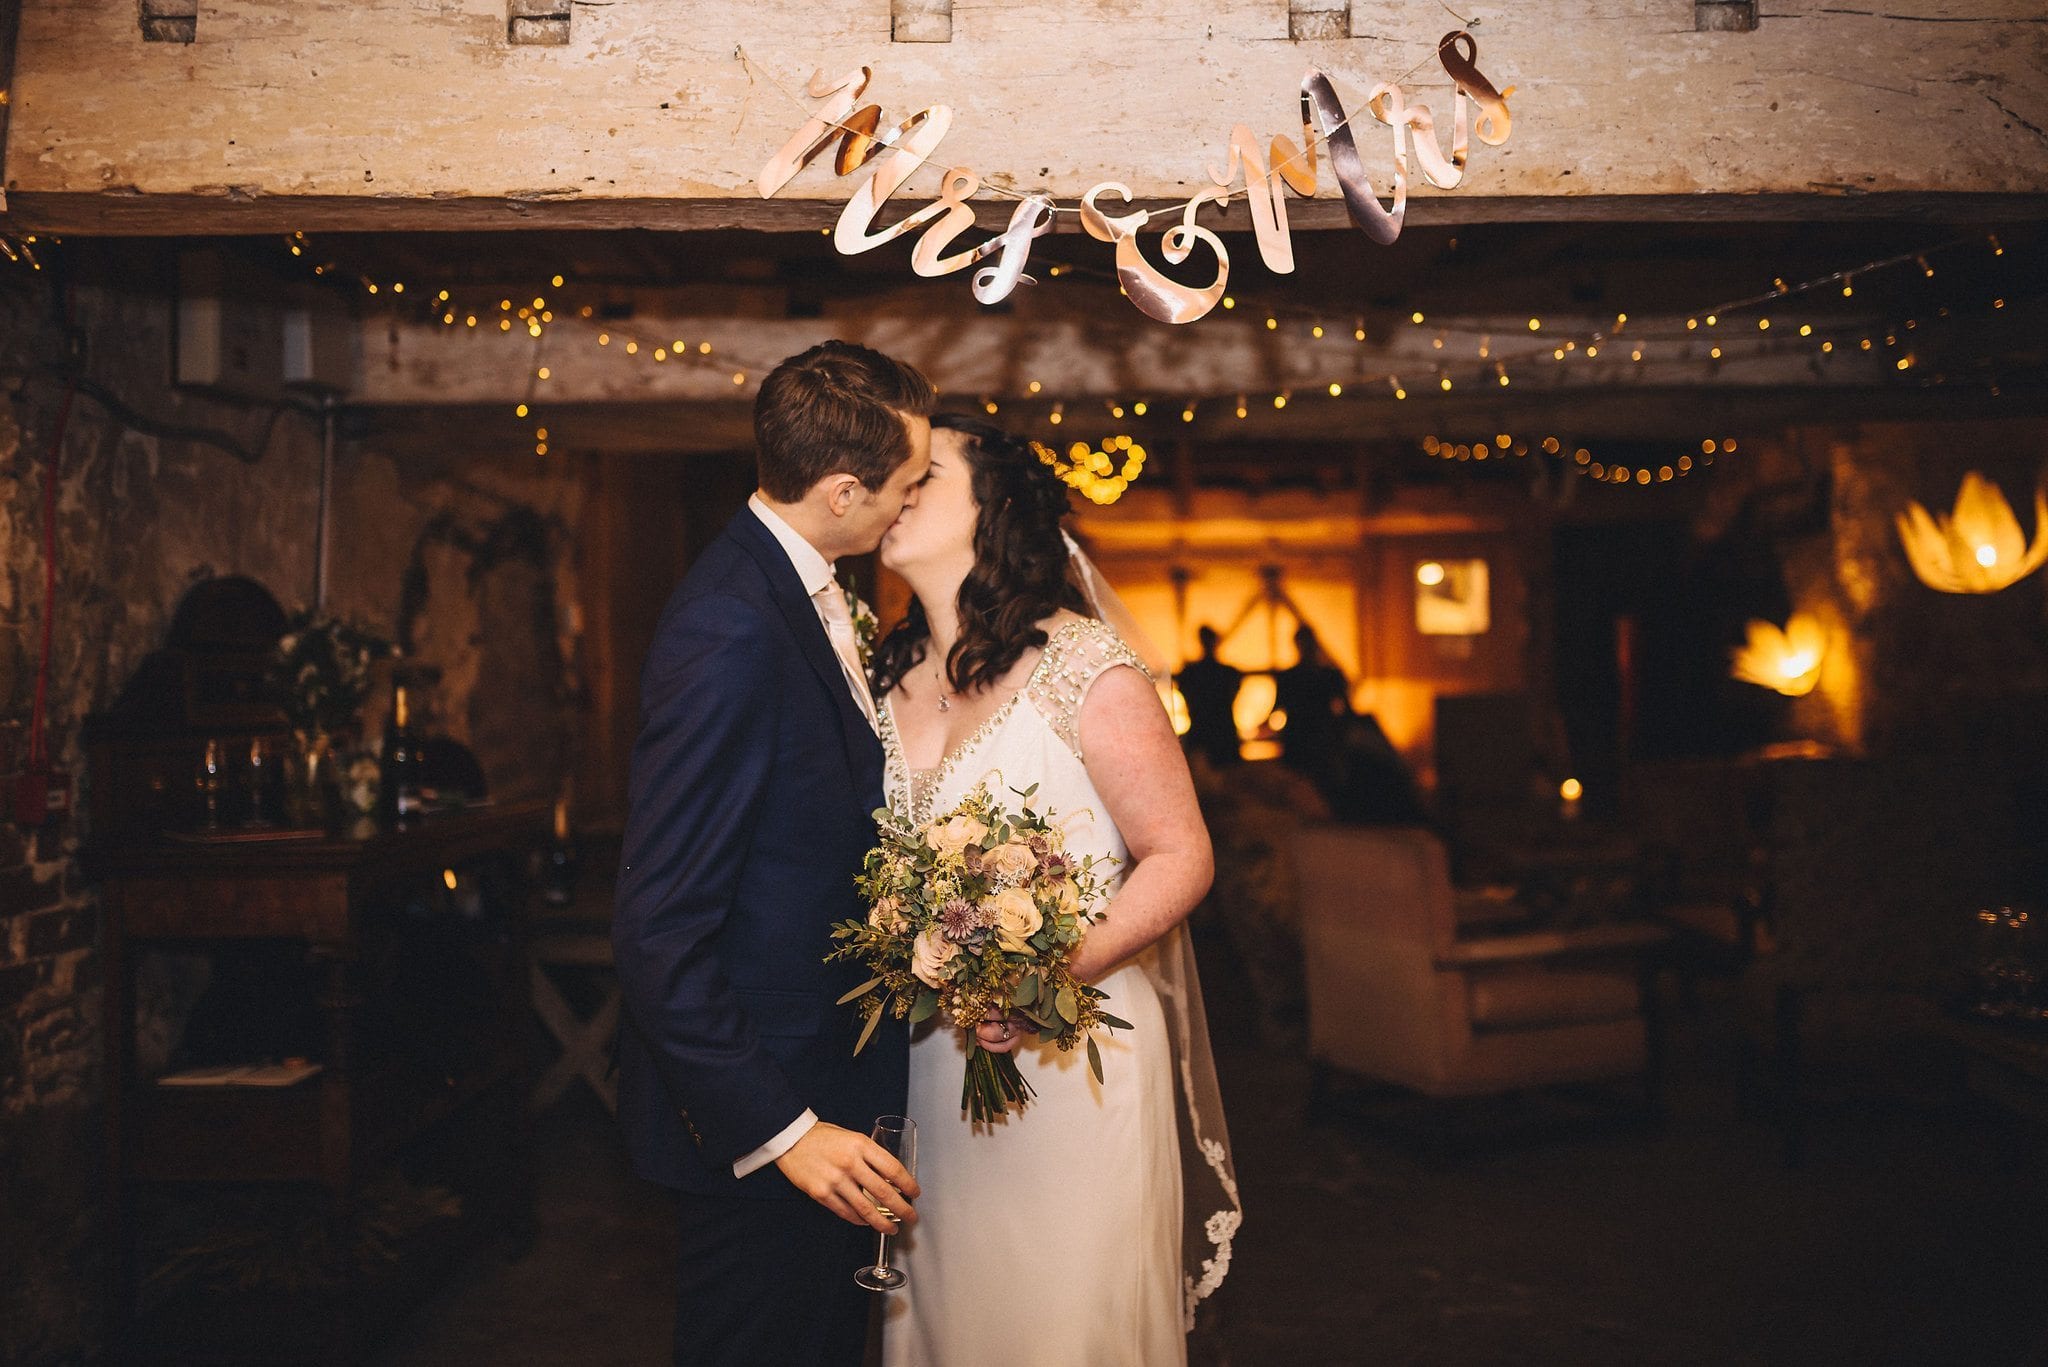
[822,472,865,517]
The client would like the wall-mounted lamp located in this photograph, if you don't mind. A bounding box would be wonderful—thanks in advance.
[1730,613,1825,697]
[1896,473,2048,594]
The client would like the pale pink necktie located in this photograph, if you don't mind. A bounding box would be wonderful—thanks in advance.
[813,586,879,733]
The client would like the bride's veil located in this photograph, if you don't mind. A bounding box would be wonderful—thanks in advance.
[1062,529,1243,1327]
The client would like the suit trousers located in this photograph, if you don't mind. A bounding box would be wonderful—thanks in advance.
[671,1187,873,1367]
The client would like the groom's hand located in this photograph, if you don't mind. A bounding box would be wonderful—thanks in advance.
[774,1123,921,1233]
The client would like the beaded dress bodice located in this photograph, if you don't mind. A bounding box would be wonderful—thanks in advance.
[879,618,1148,827]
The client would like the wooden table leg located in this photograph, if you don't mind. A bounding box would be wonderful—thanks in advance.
[313,947,359,1367]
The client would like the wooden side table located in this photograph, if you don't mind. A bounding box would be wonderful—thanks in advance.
[96,803,549,1364]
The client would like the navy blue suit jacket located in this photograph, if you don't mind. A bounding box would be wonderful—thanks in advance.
[613,508,907,1199]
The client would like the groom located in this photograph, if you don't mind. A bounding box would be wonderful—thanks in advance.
[613,340,935,1366]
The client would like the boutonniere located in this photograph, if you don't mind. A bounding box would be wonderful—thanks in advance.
[844,584,878,668]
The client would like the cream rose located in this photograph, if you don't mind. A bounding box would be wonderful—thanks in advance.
[911,926,961,987]
[986,840,1038,883]
[927,814,989,857]
[869,896,909,935]
[1055,878,1083,917]
[990,886,1045,953]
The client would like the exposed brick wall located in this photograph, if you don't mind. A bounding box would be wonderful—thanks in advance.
[0,250,582,1364]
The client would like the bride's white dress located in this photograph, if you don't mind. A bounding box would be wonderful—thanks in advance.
[879,618,1186,1367]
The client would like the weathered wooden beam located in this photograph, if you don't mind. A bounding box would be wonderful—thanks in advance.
[5,0,2044,233]
[350,382,2048,459]
[352,307,1900,408]
[0,0,18,215]
[10,191,2048,236]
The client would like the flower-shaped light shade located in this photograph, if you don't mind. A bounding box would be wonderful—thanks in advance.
[1731,613,1826,697]
[1895,472,2048,594]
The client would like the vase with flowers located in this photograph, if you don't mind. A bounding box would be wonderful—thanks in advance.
[266,612,393,829]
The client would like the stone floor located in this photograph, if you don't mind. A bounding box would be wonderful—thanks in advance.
[379,974,2048,1367]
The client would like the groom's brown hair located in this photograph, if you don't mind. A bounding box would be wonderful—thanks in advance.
[754,341,936,502]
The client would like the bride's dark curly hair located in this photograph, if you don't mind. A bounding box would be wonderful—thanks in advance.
[869,413,1092,698]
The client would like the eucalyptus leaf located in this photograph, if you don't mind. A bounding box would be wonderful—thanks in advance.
[836,976,884,1006]
[1099,1011,1134,1032]
[909,989,941,1024]
[1055,985,1079,1025]
[1086,1034,1104,1084]
[854,1005,883,1056]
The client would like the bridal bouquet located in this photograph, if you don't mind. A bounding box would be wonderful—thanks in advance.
[831,781,1131,1122]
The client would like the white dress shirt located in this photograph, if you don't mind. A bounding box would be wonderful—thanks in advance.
[729,494,873,1179]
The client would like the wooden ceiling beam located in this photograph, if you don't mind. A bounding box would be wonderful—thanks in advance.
[7,0,2045,231]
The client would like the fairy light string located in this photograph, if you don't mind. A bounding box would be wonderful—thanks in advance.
[279,223,2022,490]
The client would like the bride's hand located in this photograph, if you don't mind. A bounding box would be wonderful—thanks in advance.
[974,1008,1034,1054]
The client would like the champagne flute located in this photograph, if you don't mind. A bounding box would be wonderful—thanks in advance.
[852,1115,916,1291]
[243,736,273,828]
[196,738,225,830]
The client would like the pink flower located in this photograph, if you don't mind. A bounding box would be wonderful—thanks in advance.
[912,927,962,988]
[985,841,1038,883]
[939,897,987,942]
[868,896,909,935]
[989,887,1045,954]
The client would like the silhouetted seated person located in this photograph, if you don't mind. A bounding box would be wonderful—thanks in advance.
[1176,625,1243,770]
[1328,711,1431,827]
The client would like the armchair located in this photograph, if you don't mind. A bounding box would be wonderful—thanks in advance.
[1292,825,1667,1102]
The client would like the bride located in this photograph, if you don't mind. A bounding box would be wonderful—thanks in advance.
[871,413,1241,1366]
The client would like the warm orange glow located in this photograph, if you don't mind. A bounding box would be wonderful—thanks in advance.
[1166,686,1192,738]
[1415,561,1446,587]
[442,868,459,890]
[1559,778,1583,802]
[1233,674,1278,740]
[1896,473,2048,594]
[1730,614,1826,697]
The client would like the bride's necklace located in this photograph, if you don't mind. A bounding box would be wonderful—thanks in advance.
[932,659,955,712]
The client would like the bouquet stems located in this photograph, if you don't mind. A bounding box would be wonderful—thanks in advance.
[962,1043,1036,1123]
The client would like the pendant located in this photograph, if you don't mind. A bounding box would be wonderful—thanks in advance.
[937,696,950,712]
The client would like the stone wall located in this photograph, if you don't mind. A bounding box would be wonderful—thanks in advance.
[0,257,325,1362]
[0,251,582,1364]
